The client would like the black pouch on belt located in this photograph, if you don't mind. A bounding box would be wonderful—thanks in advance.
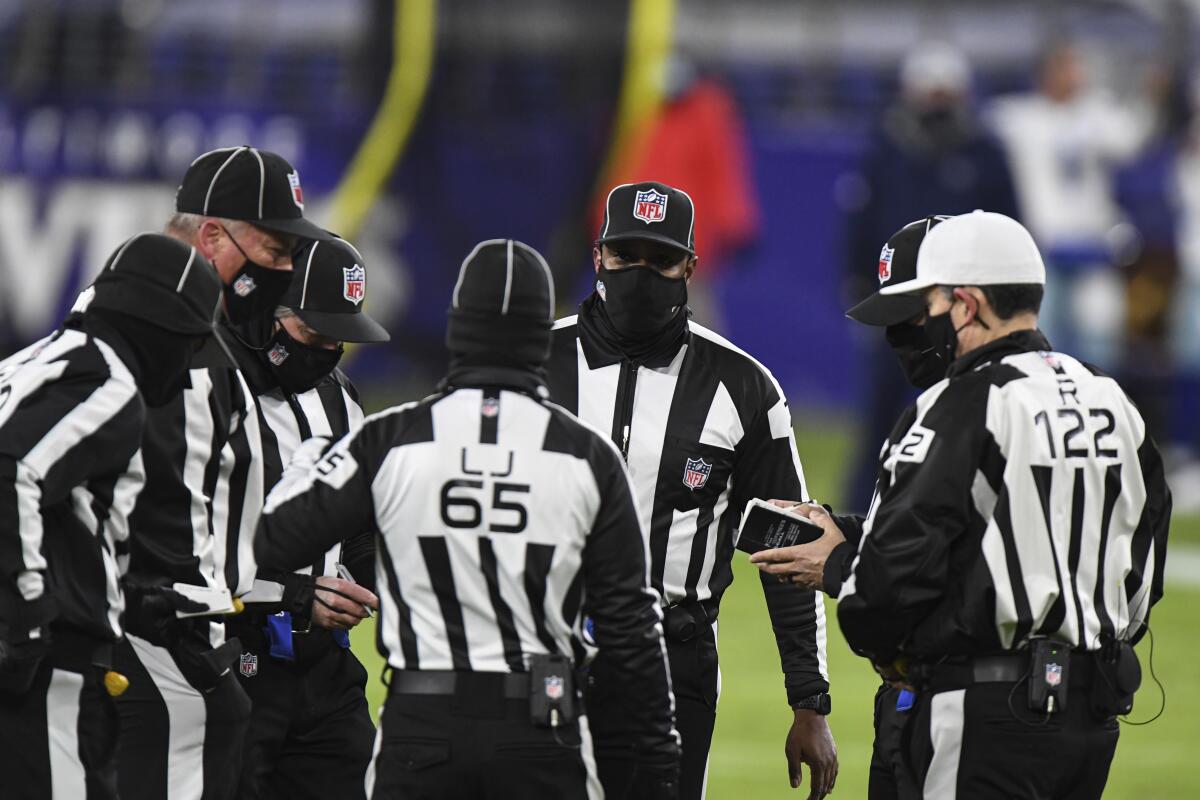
[1090,637,1141,718]
[529,653,578,729]
[174,638,241,693]
[1028,638,1071,713]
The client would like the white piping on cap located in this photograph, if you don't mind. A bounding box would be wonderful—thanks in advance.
[187,146,239,168]
[673,185,696,252]
[501,239,514,315]
[176,247,198,293]
[512,240,556,321]
[249,148,266,220]
[451,238,508,310]
[107,233,149,271]
[203,146,247,215]
[598,184,625,240]
[299,242,319,309]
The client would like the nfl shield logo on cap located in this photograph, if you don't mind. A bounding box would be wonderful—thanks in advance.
[633,188,668,224]
[878,244,894,284]
[343,264,366,305]
[288,170,304,209]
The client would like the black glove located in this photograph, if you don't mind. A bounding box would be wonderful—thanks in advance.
[0,636,48,695]
[122,582,208,647]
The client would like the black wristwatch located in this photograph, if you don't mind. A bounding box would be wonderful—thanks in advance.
[792,692,832,715]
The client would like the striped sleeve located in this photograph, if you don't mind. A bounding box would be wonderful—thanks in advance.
[733,373,828,702]
[0,339,142,635]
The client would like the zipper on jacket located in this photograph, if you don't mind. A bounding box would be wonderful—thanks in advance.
[612,361,639,461]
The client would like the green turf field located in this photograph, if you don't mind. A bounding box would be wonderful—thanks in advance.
[350,418,1198,797]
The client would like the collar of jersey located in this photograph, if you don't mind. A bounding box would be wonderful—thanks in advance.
[576,293,689,370]
[946,328,1052,378]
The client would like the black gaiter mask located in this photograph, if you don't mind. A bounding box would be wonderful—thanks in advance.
[262,326,343,394]
[596,266,688,339]
[220,225,293,324]
[885,322,948,390]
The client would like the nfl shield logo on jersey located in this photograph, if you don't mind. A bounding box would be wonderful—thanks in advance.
[1045,662,1062,687]
[683,457,712,490]
[878,244,894,283]
[287,170,304,208]
[240,652,258,678]
[633,188,668,224]
[343,264,366,305]
[544,676,564,700]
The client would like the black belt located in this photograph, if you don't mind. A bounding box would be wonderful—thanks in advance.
[925,651,1097,692]
[48,628,113,673]
[388,670,530,699]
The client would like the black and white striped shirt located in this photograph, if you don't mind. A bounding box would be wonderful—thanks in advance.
[237,355,369,608]
[838,330,1172,662]
[254,371,677,755]
[546,302,829,703]
[0,323,145,645]
[125,327,265,648]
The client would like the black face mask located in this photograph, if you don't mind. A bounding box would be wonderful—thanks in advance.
[596,266,687,339]
[923,301,979,369]
[262,326,343,394]
[885,322,947,389]
[220,226,293,324]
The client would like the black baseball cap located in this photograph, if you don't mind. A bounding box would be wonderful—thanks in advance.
[175,146,332,242]
[845,215,950,326]
[87,233,223,335]
[597,181,696,256]
[283,238,389,343]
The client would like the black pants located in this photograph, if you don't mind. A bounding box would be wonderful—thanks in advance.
[904,683,1119,799]
[869,684,920,800]
[591,618,719,800]
[368,677,594,799]
[0,661,118,799]
[114,633,252,800]
[232,622,376,799]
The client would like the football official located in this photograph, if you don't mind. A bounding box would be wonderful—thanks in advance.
[229,237,389,799]
[755,211,1172,799]
[114,146,332,800]
[546,182,837,800]
[0,234,222,799]
[256,239,680,799]
[759,215,950,800]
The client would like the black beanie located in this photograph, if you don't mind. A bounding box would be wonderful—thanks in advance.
[446,239,555,365]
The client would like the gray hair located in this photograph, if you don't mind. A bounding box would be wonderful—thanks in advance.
[164,213,246,240]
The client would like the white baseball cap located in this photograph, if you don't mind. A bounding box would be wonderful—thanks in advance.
[878,210,1045,296]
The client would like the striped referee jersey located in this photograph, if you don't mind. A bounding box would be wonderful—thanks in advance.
[125,326,265,648]
[0,324,145,644]
[838,330,1172,661]
[255,376,677,751]
[240,358,369,606]
[546,303,829,702]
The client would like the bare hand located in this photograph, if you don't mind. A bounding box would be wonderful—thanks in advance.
[749,504,845,590]
[786,709,838,798]
[312,577,378,630]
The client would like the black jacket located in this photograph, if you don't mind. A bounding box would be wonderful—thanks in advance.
[837,330,1171,665]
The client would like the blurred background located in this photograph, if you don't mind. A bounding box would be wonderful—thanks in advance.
[2,0,1199,796]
